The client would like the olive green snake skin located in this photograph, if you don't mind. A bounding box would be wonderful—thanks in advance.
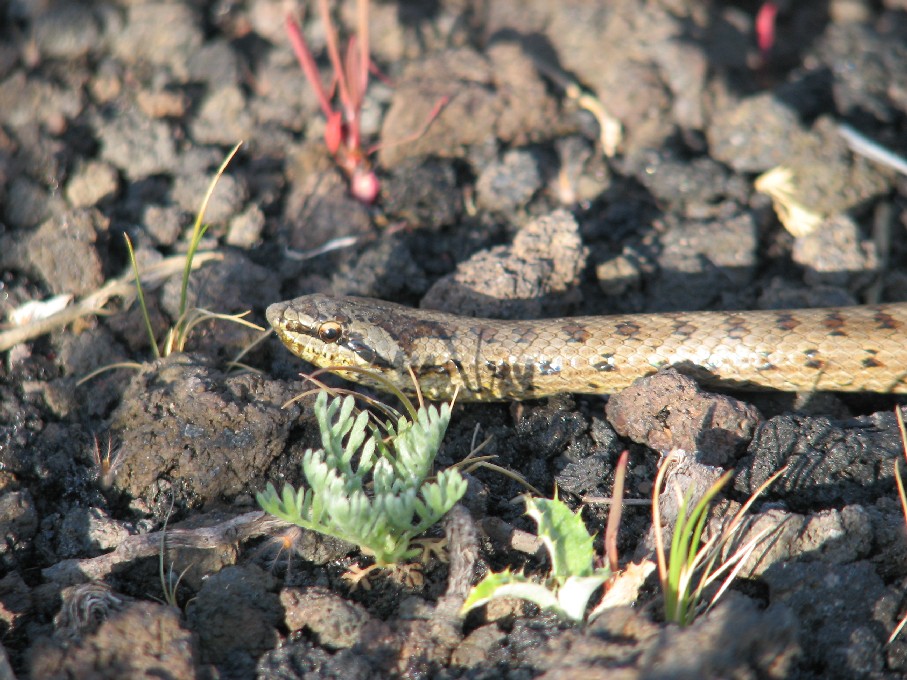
[267,295,907,401]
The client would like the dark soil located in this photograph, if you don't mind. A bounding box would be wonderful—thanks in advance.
[2,0,907,678]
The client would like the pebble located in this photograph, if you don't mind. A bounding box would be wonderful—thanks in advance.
[4,176,51,229]
[707,93,807,173]
[227,205,265,248]
[65,161,119,208]
[171,171,248,225]
[32,3,100,59]
[792,214,879,288]
[97,107,178,180]
[190,86,255,145]
[476,148,541,213]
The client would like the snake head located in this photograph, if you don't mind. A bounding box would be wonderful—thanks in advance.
[266,294,403,384]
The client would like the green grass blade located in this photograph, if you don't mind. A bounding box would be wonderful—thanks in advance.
[178,141,242,323]
[124,233,160,359]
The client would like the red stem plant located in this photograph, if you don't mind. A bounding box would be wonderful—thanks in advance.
[286,0,446,204]
[755,1,778,62]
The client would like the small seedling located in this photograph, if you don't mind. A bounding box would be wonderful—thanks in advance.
[257,391,467,585]
[285,0,446,203]
[462,453,642,623]
[135,141,261,358]
[89,434,126,489]
[653,451,786,626]
[604,450,629,574]
[461,495,611,623]
[452,424,541,497]
[158,496,192,610]
[78,142,262,385]
[888,407,907,645]
[254,525,307,578]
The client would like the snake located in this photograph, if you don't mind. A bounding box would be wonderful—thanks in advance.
[267,294,907,401]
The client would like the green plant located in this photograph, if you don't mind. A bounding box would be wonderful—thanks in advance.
[461,495,611,623]
[888,407,907,645]
[78,142,261,387]
[285,0,446,203]
[158,496,191,609]
[89,434,126,489]
[653,452,786,626]
[127,141,260,359]
[257,391,467,570]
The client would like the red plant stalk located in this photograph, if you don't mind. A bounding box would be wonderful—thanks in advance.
[604,450,629,575]
[755,2,778,61]
[285,0,446,205]
[286,0,376,202]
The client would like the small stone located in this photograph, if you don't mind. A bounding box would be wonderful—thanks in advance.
[280,587,371,649]
[109,352,295,505]
[380,158,461,230]
[189,565,282,665]
[422,209,588,318]
[476,149,541,213]
[55,507,132,558]
[65,161,119,207]
[0,571,31,632]
[0,490,38,558]
[596,254,641,297]
[4,176,51,229]
[735,411,903,511]
[649,211,757,311]
[227,205,265,248]
[171,171,247,225]
[379,45,558,168]
[187,40,240,86]
[707,94,807,173]
[606,368,763,466]
[136,89,188,119]
[792,214,878,289]
[110,3,203,79]
[32,4,100,59]
[97,107,178,181]
[247,0,288,43]
[190,86,254,145]
[0,71,83,129]
[30,601,198,678]
[25,208,106,296]
[451,625,508,668]
[88,58,122,103]
[142,204,184,246]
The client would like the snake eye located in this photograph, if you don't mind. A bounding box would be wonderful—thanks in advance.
[317,321,343,343]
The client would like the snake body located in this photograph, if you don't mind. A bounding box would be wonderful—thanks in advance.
[267,295,907,401]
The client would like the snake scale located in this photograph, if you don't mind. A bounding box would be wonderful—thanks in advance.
[267,295,907,401]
